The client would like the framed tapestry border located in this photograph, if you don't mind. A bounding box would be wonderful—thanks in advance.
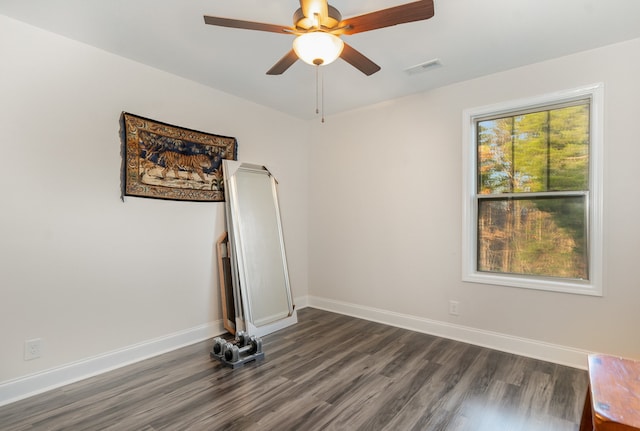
[121,112,237,202]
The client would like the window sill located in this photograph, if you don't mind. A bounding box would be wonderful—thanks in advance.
[462,272,602,296]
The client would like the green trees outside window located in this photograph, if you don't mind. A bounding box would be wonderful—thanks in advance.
[475,102,590,280]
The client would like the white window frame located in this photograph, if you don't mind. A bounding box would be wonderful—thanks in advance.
[462,83,604,296]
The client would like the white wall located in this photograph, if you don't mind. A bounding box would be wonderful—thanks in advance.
[309,38,640,365]
[0,15,309,389]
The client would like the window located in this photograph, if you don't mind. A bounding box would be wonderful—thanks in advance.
[462,84,603,295]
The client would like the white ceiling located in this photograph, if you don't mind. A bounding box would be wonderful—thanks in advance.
[2,0,640,120]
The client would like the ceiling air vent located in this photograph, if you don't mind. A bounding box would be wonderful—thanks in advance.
[404,58,442,75]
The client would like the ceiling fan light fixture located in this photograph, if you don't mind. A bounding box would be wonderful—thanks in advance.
[293,32,344,66]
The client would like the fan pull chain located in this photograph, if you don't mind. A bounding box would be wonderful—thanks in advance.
[314,65,326,123]
[321,66,325,123]
[315,65,319,115]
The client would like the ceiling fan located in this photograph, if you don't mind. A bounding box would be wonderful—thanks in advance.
[204,0,435,76]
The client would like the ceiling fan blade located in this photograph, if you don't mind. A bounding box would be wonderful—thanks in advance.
[340,43,381,76]
[204,15,293,34]
[340,0,434,35]
[266,50,299,75]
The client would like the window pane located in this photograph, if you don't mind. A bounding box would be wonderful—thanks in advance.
[477,102,589,195]
[513,111,548,192]
[477,118,513,194]
[477,196,588,279]
[549,105,589,191]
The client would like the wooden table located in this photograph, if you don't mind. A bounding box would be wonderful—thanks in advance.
[580,354,640,431]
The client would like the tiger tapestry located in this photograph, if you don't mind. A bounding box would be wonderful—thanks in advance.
[122,112,237,202]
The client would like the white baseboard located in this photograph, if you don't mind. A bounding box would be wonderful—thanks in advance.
[307,296,590,370]
[0,321,225,407]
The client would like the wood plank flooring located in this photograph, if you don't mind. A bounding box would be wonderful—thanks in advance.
[0,308,588,430]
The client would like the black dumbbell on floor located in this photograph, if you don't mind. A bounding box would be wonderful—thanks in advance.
[224,336,263,363]
[211,330,249,357]
[235,331,250,347]
[211,337,228,357]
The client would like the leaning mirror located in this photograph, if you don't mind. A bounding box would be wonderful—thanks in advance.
[223,160,297,337]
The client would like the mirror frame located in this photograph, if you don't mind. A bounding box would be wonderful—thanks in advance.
[223,160,297,337]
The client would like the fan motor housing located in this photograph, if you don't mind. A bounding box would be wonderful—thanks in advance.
[293,5,341,30]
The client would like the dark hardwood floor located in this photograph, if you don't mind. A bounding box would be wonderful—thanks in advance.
[0,308,588,430]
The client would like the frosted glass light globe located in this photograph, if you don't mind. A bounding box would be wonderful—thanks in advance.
[293,32,344,66]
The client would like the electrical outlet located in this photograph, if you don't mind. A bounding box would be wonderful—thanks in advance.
[449,300,460,316]
[24,338,43,361]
